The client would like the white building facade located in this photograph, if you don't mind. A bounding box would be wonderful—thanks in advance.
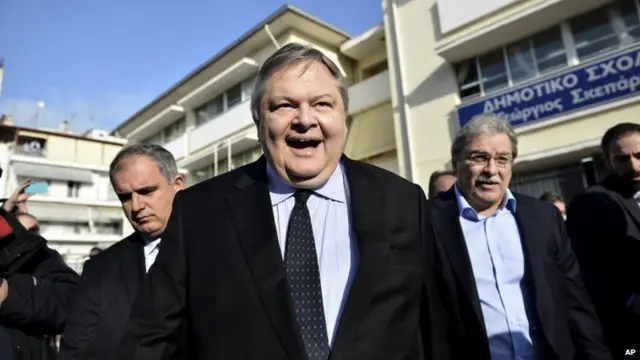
[0,122,129,272]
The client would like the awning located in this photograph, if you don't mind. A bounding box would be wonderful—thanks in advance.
[12,162,94,183]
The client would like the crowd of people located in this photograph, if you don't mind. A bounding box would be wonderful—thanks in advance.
[0,42,637,359]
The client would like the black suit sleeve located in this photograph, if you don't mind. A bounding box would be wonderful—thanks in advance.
[58,259,102,360]
[418,185,454,360]
[0,246,79,335]
[552,206,612,359]
[120,191,188,360]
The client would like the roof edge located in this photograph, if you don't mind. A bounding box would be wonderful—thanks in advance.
[111,4,352,135]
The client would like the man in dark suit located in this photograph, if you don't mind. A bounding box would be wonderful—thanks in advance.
[120,43,449,360]
[429,114,611,360]
[567,122,640,358]
[58,145,185,360]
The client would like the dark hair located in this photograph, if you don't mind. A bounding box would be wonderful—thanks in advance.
[109,144,179,185]
[89,247,102,257]
[539,192,564,204]
[428,170,456,198]
[600,122,640,158]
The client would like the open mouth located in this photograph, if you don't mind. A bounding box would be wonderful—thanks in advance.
[286,137,322,150]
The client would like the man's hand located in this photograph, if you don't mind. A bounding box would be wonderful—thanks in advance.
[2,178,32,213]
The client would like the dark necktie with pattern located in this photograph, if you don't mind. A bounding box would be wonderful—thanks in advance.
[285,190,330,360]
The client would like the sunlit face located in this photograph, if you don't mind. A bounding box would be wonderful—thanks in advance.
[433,174,457,197]
[607,132,640,191]
[455,133,514,215]
[112,155,185,238]
[257,60,347,189]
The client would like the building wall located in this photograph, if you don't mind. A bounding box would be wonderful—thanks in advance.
[133,26,400,184]
[385,0,640,198]
[2,128,126,272]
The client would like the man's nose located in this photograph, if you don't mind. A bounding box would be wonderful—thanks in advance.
[294,103,317,128]
[131,193,144,212]
[484,158,499,174]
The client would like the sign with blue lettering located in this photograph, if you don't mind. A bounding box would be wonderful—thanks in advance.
[456,46,640,128]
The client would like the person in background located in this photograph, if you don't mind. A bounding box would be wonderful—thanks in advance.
[59,144,185,360]
[428,114,611,360]
[539,191,567,219]
[427,170,457,198]
[566,122,640,359]
[88,247,102,258]
[0,165,79,359]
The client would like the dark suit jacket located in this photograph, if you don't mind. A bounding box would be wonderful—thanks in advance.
[58,232,146,360]
[566,175,640,357]
[119,156,451,360]
[429,188,611,360]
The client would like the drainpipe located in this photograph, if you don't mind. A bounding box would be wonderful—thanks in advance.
[384,0,414,181]
[264,24,281,49]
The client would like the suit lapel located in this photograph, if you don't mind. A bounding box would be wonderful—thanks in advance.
[226,157,306,360]
[331,157,389,359]
[431,189,484,327]
[513,195,557,354]
[118,233,145,305]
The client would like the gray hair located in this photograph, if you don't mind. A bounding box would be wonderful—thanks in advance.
[250,42,349,123]
[451,113,518,164]
[109,144,179,184]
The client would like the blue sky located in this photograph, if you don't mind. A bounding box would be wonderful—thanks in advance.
[0,0,381,133]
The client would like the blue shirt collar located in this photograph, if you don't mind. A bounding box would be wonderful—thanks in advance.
[266,162,348,205]
[454,184,516,219]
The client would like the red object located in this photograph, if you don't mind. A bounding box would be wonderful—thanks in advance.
[0,216,13,238]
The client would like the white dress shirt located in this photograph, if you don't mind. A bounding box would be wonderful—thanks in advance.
[143,238,161,273]
[267,163,359,346]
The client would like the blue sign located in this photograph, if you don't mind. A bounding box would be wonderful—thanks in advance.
[457,46,640,128]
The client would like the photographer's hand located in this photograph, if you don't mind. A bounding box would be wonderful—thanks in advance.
[2,178,32,213]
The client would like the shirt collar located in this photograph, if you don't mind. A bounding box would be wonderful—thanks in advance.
[266,162,348,205]
[454,184,516,219]
[142,237,161,255]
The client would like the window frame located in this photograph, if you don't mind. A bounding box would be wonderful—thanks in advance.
[455,0,640,102]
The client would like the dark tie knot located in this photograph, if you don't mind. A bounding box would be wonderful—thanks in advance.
[294,190,313,205]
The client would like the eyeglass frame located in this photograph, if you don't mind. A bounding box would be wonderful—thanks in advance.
[463,151,514,168]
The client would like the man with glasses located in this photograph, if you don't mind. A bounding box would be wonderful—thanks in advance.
[428,114,611,359]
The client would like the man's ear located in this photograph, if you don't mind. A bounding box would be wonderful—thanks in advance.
[172,175,186,191]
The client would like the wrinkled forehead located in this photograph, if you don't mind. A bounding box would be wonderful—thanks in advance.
[466,133,513,154]
[264,61,342,98]
[610,132,640,155]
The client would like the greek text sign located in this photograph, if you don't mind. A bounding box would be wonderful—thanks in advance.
[456,47,640,128]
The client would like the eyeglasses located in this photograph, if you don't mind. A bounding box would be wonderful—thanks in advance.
[466,152,513,168]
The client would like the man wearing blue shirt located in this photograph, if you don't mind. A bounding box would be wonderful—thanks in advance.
[429,114,611,360]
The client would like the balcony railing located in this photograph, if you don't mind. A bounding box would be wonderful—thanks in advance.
[164,134,186,160]
[348,70,391,114]
[188,99,253,153]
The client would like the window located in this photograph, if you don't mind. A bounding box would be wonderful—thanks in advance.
[15,136,47,157]
[143,132,162,145]
[226,84,243,109]
[455,0,640,100]
[67,181,80,198]
[196,95,224,126]
[163,118,185,143]
[570,9,619,60]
